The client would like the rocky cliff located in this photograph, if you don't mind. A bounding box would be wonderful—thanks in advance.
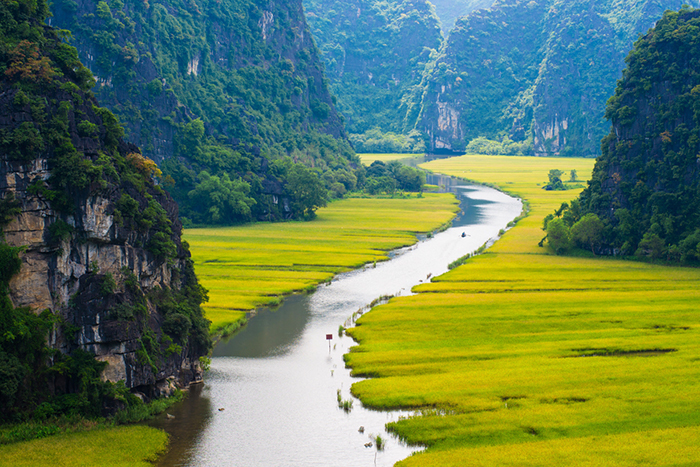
[48,0,356,224]
[0,0,209,411]
[429,0,494,32]
[304,0,442,151]
[418,0,699,157]
[576,7,700,260]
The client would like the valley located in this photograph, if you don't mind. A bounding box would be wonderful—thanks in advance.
[2,0,700,466]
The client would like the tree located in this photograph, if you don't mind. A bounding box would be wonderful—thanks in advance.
[544,169,565,190]
[188,171,256,224]
[569,169,578,182]
[546,218,571,254]
[286,164,327,219]
[635,232,665,259]
[571,213,604,253]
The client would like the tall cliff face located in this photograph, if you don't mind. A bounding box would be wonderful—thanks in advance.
[429,0,494,32]
[0,0,209,406]
[49,0,356,224]
[418,0,699,157]
[577,8,700,260]
[304,0,442,147]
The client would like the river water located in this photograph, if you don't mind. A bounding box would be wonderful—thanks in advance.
[151,176,522,467]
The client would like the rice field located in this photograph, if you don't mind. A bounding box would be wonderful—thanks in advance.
[0,426,167,467]
[345,155,700,466]
[185,194,460,333]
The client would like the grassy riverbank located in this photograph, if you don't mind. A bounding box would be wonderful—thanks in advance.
[0,425,167,466]
[346,155,700,465]
[0,194,458,465]
[185,194,460,334]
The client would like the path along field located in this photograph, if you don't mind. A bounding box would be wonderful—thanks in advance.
[185,194,459,333]
[346,155,700,466]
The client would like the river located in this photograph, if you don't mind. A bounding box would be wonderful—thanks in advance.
[151,175,522,466]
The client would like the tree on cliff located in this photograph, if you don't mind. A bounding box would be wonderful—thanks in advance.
[548,6,700,263]
[0,0,211,421]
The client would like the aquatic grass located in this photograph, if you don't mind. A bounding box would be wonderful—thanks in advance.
[185,195,460,333]
[0,425,168,467]
[373,434,385,451]
[345,154,700,464]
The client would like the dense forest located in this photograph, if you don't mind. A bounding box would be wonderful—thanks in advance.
[418,0,700,157]
[48,0,359,224]
[428,0,493,32]
[303,0,697,158]
[546,7,700,263]
[0,0,209,421]
[303,0,442,153]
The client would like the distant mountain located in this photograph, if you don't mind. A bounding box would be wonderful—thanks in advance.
[418,0,699,157]
[304,0,442,152]
[49,0,356,223]
[573,7,700,262]
[429,0,494,32]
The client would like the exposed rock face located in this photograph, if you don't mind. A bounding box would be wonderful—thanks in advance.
[576,8,700,259]
[49,0,347,162]
[304,0,443,135]
[2,150,204,391]
[429,0,495,32]
[418,0,699,157]
[0,23,209,394]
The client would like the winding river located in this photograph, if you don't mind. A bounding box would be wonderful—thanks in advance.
[152,174,522,466]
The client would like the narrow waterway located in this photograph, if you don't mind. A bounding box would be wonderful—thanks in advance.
[152,176,522,466]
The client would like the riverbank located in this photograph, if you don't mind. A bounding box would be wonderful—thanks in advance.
[184,194,460,335]
[346,155,700,465]
[0,425,167,467]
[0,194,460,466]
[151,182,521,467]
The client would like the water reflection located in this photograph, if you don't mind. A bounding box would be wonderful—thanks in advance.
[152,181,522,467]
[213,295,312,359]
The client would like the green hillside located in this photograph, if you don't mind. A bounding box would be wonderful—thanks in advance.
[304,0,442,153]
[49,0,357,224]
[551,7,700,263]
[418,0,699,157]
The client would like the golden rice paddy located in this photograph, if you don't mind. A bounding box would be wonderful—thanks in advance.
[0,426,168,467]
[185,194,460,332]
[346,155,700,466]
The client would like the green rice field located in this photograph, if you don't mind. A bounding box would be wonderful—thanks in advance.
[185,194,460,333]
[0,426,167,467]
[346,155,700,466]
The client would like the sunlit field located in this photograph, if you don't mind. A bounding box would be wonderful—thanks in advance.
[358,153,419,165]
[0,426,167,467]
[346,154,700,465]
[185,195,459,332]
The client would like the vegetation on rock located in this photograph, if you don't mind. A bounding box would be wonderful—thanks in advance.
[418,0,699,157]
[304,0,442,152]
[428,0,494,32]
[0,0,209,422]
[49,0,358,224]
[550,7,700,263]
